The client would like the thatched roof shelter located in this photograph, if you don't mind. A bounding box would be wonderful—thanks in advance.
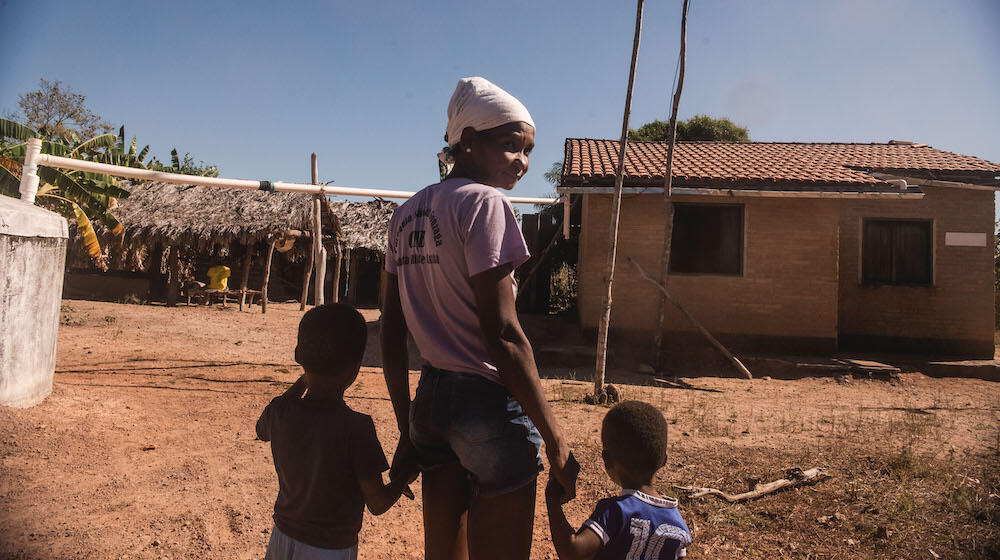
[328,199,396,252]
[110,181,395,254]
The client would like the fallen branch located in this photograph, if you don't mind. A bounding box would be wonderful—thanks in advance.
[674,467,830,503]
[627,256,752,379]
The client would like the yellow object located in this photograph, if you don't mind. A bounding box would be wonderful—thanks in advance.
[206,265,231,290]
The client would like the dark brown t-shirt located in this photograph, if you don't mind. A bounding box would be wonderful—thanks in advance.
[256,395,389,549]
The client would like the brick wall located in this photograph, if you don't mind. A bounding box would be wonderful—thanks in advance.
[838,186,995,356]
[578,194,840,348]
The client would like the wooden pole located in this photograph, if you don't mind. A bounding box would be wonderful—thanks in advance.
[261,238,276,314]
[653,0,690,366]
[166,245,180,307]
[628,256,752,379]
[675,467,829,503]
[343,248,353,303]
[593,0,644,400]
[311,153,326,306]
[331,242,342,303]
[238,244,252,311]
[300,241,314,310]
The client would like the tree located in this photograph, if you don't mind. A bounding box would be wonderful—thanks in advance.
[628,114,750,142]
[16,79,113,142]
[544,160,563,186]
[150,149,219,177]
[0,118,133,268]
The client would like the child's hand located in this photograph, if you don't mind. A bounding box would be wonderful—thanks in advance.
[389,469,417,500]
[545,475,566,504]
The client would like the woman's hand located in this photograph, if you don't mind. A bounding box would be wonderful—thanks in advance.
[471,263,577,500]
[547,448,580,504]
[389,436,420,499]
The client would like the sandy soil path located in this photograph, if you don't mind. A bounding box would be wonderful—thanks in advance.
[1,300,997,559]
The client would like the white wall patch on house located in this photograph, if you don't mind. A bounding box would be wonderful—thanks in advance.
[944,232,988,247]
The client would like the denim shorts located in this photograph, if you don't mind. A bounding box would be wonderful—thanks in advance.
[409,365,543,497]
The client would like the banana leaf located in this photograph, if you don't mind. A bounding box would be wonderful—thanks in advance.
[70,133,117,156]
[39,193,106,269]
[0,118,38,142]
[97,209,125,245]
[38,167,102,208]
[0,157,21,197]
[6,140,72,158]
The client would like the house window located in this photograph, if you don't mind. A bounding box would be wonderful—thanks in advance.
[669,204,743,275]
[861,219,932,285]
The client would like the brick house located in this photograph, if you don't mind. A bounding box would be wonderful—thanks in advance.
[556,139,1000,358]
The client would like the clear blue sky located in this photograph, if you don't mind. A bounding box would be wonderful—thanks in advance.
[2,0,998,202]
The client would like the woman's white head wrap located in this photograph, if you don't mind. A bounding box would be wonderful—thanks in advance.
[444,77,535,148]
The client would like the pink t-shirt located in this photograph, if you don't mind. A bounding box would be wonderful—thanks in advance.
[386,178,530,383]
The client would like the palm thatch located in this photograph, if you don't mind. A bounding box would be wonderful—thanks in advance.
[328,199,396,252]
[107,181,395,254]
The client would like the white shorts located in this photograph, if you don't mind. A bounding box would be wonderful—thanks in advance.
[264,525,358,560]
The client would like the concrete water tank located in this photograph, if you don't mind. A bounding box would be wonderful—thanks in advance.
[0,194,68,407]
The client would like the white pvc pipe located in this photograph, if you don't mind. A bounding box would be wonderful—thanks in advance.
[32,153,558,205]
[18,138,42,204]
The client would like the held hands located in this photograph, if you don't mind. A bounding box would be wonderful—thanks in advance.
[389,437,420,500]
[545,475,567,504]
[547,445,580,504]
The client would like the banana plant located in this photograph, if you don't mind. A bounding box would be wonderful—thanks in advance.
[0,118,133,269]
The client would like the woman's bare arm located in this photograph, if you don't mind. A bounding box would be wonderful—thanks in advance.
[379,275,420,483]
[470,263,579,500]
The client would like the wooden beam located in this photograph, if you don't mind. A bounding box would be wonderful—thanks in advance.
[261,238,276,314]
[593,0,645,400]
[654,0,690,365]
[311,153,326,306]
[165,246,180,307]
[345,248,355,305]
[331,241,342,303]
[675,467,830,503]
[239,245,252,311]
[628,256,752,379]
[300,238,314,311]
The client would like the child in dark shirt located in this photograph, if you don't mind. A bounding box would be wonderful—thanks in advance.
[546,401,692,560]
[256,303,410,560]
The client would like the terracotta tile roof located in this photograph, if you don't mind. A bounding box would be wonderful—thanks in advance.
[561,139,1000,191]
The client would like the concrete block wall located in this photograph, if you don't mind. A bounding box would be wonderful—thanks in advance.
[578,194,840,350]
[838,186,995,356]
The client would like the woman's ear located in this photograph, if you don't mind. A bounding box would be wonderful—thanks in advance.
[458,126,479,153]
[294,345,305,366]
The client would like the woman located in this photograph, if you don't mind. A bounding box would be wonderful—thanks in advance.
[380,77,578,560]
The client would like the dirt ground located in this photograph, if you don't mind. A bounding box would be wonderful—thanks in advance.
[1,300,998,559]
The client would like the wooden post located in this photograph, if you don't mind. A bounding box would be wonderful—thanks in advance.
[239,244,252,311]
[628,256,752,379]
[330,242,342,303]
[593,0,644,400]
[343,248,353,304]
[653,0,690,366]
[300,242,314,310]
[261,238,276,314]
[166,245,180,307]
[311,153,326,306]
[149,242,165,301]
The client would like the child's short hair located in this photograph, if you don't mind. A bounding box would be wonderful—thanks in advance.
[601,401,668,477]
[294,303,367,375]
